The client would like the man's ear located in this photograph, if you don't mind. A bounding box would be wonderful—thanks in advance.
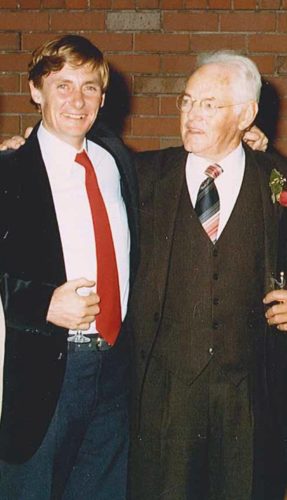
[238,101,258,131]
[29,81,42,106]
[100,93,105,108]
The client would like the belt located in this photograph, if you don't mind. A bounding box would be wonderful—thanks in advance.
[68,333,112,352]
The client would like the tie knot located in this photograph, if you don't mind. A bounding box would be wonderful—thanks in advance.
[205,164,222,180]
[75,150,90,169]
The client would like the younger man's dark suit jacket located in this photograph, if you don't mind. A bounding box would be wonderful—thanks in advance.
[0,121,138,464]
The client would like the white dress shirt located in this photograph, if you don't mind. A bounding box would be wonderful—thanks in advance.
[185,144,245,238]
[38,124,130,334]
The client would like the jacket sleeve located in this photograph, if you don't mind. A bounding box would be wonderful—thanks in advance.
[0,153,63,336]
[0,273,60,336]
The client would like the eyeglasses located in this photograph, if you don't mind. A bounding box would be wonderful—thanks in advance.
[176,94,249,118]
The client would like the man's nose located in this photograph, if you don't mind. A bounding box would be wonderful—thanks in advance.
[70,89,85,107]
[187,101,203,117]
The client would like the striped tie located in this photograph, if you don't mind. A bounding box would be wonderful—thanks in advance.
[195,164,223,243]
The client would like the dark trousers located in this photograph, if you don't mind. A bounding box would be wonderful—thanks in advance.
[130,356,272,500]
[0,334,130,500]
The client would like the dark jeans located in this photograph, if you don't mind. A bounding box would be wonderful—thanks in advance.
[0,334,130,500]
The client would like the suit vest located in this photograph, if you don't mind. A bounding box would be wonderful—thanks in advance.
[153,161,266,386]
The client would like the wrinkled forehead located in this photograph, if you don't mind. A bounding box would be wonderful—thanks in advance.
[185,63,239,100]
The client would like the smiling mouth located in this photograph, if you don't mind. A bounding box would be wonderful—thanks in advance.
[63,113,86,120]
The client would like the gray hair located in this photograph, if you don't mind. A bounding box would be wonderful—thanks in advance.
[195,50,262,103]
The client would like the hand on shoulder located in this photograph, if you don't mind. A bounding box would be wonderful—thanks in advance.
[0,127,33,151]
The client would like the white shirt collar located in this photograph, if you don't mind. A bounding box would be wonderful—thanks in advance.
[37,123,87,175]
[188,142,244,175]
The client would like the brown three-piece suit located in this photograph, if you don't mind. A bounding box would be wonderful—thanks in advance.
[129,144,287,500]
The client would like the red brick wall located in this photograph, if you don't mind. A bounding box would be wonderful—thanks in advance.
[0,2,287,153]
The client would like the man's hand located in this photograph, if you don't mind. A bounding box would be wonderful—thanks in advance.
[0,127,33,151]
[243,125,268,152]
[263,289,287,331]
[47,278,100,331]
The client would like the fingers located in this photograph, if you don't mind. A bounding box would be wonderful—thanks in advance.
[265,308,287,331]
[46,278,99,330]
[265,301,287,320]
[243,126,268,152]
[24,127,33,139]
[264,291,287,331]
[64,277,96,291]
[71,312,99,331]
[74,323,91,331]
[84,292,100,306]
[79,297,100,318]
[248,137,268,152]
[243,137,268,152]
[0,136,26,151]
[263,289,287,305]
[66,306,100,330]
[0,128,31,151]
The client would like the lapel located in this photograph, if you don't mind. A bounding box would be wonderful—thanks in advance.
[244,146,280,294]
[16,130,66,284]
[153,148,188,307]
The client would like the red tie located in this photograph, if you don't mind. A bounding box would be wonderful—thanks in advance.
[75,150,121,345]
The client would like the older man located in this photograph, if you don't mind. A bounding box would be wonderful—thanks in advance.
[128,51,287,500]
[0,35,138,499]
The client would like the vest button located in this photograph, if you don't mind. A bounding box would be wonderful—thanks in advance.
[212,321,219,329]
[213,249,218,257]
[208,347,214,355]
[153,312,160,322]
[213,273,219,280]
[213,297,219,305]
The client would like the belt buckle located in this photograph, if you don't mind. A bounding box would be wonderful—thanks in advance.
[94,334,112,351]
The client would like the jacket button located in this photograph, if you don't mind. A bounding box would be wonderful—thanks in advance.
[213,297,219,305]
[208,347,214,355]
[153,312,160,322]
[212,321,219,329]
[197,433,207,440]
[213,249,218,257]
[213,273,218,280]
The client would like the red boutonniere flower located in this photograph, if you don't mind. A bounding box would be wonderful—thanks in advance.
[269,168,287,206]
